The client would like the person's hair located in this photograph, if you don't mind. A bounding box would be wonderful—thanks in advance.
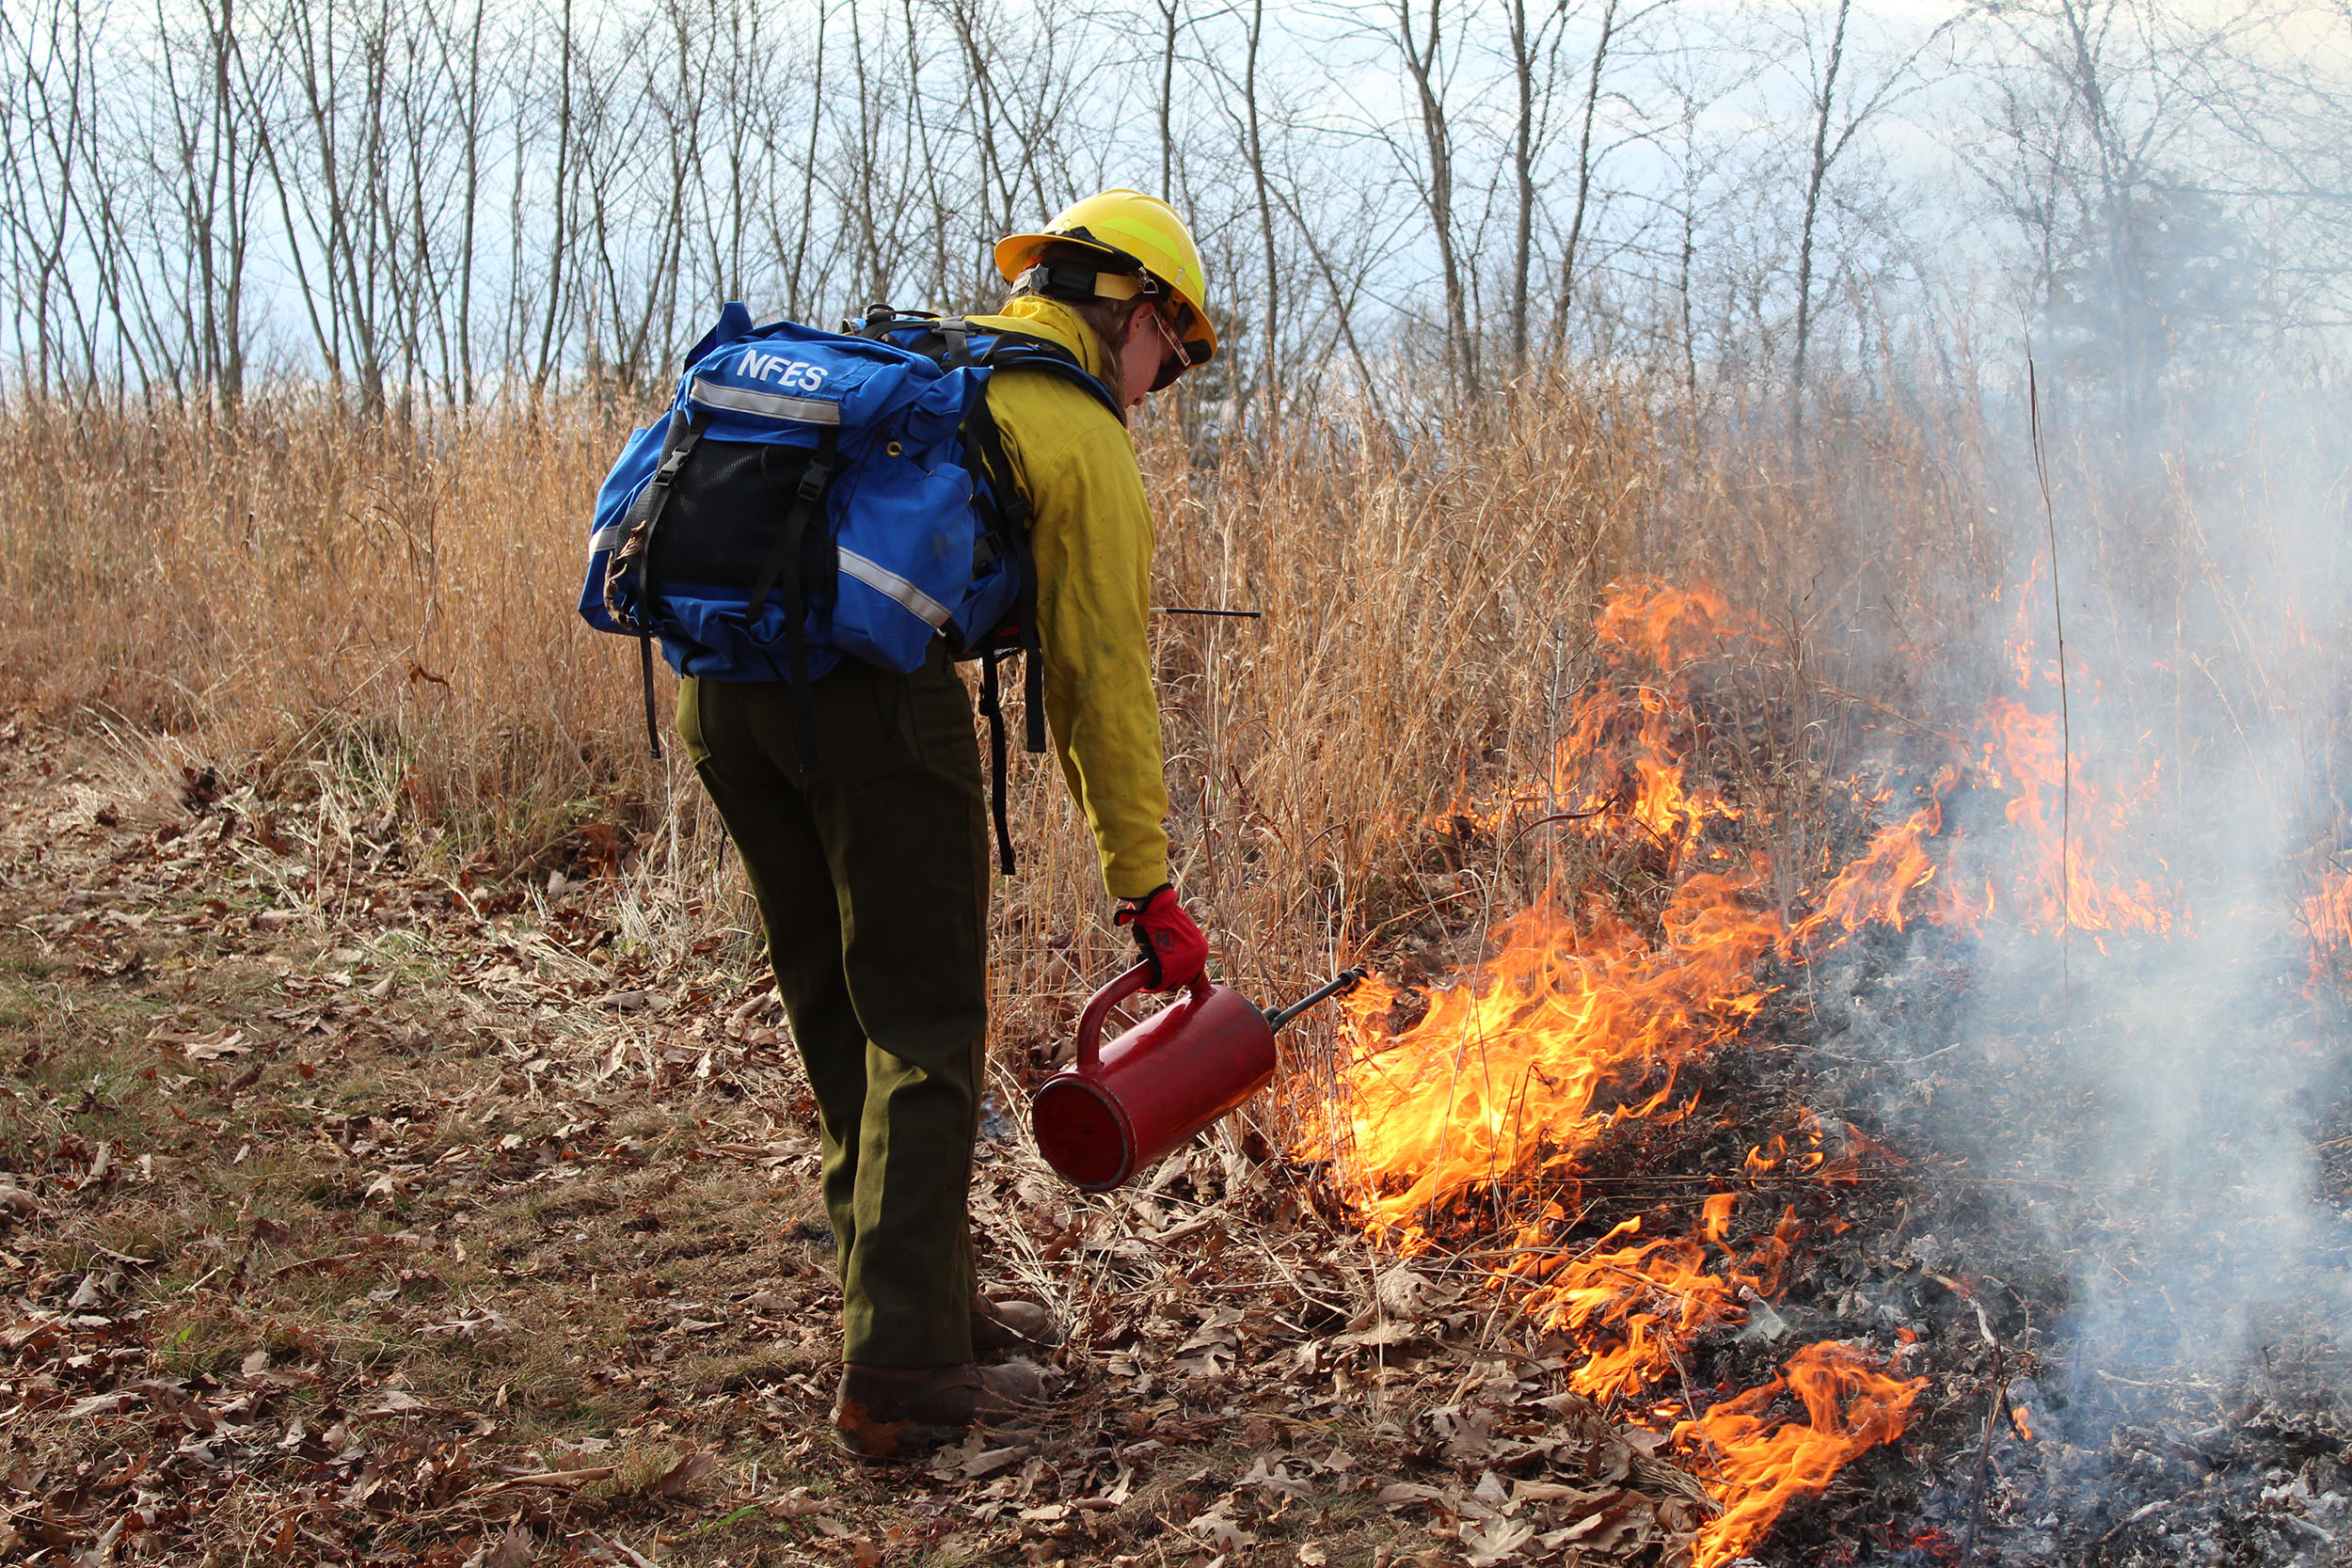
[1003,240,1158,371]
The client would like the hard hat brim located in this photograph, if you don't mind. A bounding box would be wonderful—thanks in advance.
[994,231,1090,285]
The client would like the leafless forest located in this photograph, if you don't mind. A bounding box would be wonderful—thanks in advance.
[7,0,2352,420]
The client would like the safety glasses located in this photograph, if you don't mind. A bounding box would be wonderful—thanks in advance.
[1148,305,1195,385]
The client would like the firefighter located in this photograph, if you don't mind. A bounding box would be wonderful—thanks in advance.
[675,190,1216,1459]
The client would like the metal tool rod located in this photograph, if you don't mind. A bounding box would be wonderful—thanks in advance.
[1151,606,1263,618]
[1263,967,1367,1033]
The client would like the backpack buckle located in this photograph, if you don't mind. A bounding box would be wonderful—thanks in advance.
[796,454,833,501]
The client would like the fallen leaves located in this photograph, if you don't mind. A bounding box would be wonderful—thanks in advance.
[1460,1514,1539,1566]
[363,1389,433,1416]
[642,1449,723,1499]
[929,1436,1031,1481]
[419,1308,513,1339]
[1185,1494,1256,1554]
[472,1465,618,1497]
[0,721,1761,1568]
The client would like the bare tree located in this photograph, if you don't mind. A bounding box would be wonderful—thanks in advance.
[1501,0,1568,374]
[1244,0,1281,422]
[1395,0,1476,398]
[783,0,831,319]
[1556,0,1618,340]
[1964,0,2264,420]
[1788,0,1851,423]
[2,0,104,391]
[4,0,2339,435]
[535,0,580,392]
[151,0,261,408]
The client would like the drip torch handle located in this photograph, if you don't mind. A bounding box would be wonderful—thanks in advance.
[1074,962,1215,1073]
[1263,967,1368,1034]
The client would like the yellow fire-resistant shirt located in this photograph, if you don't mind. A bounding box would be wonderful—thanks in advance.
[964,297,1169,899]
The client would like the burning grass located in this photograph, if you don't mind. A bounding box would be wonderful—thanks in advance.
[1302,564,2352,1562]
[4,380,2351,1564]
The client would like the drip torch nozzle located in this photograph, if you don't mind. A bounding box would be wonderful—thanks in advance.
[1263,967,1367,1034]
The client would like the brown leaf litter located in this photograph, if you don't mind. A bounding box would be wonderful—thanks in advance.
[0,720,1724,1566]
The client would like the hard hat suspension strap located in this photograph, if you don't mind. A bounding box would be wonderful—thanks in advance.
[1014,261,1158,307]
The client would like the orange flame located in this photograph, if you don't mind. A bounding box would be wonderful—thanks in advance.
[2305,870,2352,991]
[1791,791,1951,950]
[1974,697,2171,938]
[1594,579,1769,671]
[1318,576,2187,1562]
[1422,580,1758,844]
[1327,872,1780,1241]
[1497,1200,1798,1402]
[1560,586,1756,848]
[1678,1342,1928,1568]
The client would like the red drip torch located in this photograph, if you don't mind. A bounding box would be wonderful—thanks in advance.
[1030,964,1366,1192]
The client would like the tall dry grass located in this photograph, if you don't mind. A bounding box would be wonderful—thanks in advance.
[0,374,2007,1103]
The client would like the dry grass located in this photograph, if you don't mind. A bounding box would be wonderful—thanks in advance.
[0,376,2004,1092]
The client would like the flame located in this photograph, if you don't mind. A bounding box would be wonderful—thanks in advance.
[1791,787,1953,951]
[1491,1195,1924,1560]
[2305,870,2352,991]
[1486,1201,1801,1403]
[1313,576,2188,1561]
[1794,688,2177,952]
[1563,587,1755,849]
[1973,697,2172,938]
[1677,1341,1928,1568]
[1327,873,1779,1241]
[1311,578,1928,1563]
[1422,580,1757,845]
[1329,591,1780,1238]
[1593,579,1767,670]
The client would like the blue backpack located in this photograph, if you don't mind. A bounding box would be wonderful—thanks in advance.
[581,302,1121,871]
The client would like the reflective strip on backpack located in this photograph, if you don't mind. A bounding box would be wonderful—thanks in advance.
[688,376,844,425]
[838,547,951,628]
[588,519,629,553]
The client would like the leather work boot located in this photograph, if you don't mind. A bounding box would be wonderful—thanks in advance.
[971,1292,1061,1358]
[834,1363,1014,1460]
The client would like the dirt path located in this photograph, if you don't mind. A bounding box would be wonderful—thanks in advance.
[0,722,1711,1567]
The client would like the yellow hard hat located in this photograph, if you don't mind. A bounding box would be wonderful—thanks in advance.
[994,189,1217,375]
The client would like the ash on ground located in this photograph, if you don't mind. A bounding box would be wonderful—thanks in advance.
[1685,909,2352,1567]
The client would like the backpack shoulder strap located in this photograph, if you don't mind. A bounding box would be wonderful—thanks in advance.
[959,386,1044,878]
[605,404,708,758]
[956,330,1123,765]
[972,326,1125,424]
[850,311,1126,877]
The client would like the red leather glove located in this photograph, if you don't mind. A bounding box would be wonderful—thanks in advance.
[1115,884,1208,991]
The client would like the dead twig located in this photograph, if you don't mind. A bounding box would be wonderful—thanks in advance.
[1959,1302,2004,1566]
[1803,681,1968,747]
[268,1252,366,1280]
[470,1465,617,1497]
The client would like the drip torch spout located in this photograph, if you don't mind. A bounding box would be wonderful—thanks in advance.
[1263,968,1367,1034]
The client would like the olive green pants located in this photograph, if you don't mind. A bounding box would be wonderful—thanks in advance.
[677,648,988,1368]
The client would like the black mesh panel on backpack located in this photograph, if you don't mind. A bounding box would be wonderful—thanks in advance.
[652,442,838,600]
